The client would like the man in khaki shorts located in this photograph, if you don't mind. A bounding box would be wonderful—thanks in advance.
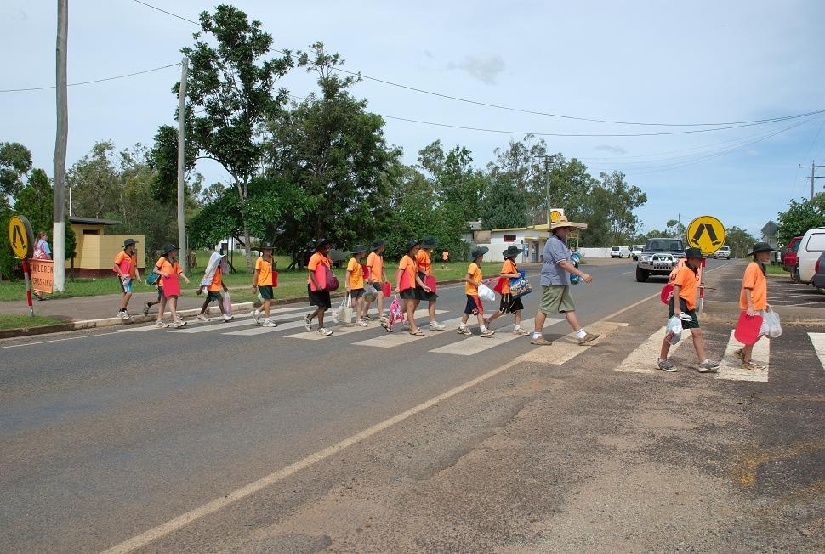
[531,216,599,346]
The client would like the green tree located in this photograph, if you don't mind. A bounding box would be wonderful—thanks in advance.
[15,169,53,235]
[147,124,197,204]
[180,4,293,270]
[0,142,32,200]
[577,171,646,246]
[776,195,825,244]
[478,174,528,230]
[724,226,756,258]
[67,141,121,219]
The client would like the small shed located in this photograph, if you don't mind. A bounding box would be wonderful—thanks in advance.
[69,217,145,278]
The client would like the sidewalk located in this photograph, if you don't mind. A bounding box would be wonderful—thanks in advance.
[0,291,257,339]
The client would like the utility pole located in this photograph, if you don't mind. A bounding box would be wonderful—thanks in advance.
[810,160,825,200]
[177,57,188,271]
[53,0,68,292]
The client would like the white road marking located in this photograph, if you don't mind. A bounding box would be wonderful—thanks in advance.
[616,328,693,373]
[717,330,770,382]
[807,332,825,372]
[287,309,447,341]
[428,318,544,355]
[46,336,84,343]
[520,321,628,366]
[2,341,43,349]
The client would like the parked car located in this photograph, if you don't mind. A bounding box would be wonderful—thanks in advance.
[797,228,825,283]
[635,237,685,282]
[713,246,731,259]
[631,245,644,260]
[811,251,825,292]
[782,235,803,281]
[610,245,631,258]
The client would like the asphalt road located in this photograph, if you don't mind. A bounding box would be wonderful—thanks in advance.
[1,258,823,553]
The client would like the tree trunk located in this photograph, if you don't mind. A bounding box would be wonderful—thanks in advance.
[236,178,253,273]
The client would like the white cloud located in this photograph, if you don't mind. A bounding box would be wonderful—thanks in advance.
[447,54,505,85]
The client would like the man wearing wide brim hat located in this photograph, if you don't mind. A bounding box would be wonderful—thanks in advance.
[656,245,720,373]
[532,217,598,346]
[364,240,389,324]
[417,236,446,331]
[114,238,141,320]
[736,242,774,370]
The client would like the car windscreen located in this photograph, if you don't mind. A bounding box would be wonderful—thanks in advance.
[645,240,684,252]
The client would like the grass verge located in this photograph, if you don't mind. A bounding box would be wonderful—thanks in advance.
[0,314,66,330]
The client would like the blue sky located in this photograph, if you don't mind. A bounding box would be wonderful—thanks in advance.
[2,0,824,240]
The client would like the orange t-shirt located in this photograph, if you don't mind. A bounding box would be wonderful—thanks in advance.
[500,259,517,294]
[398,255,417,289]
[464,262,482,296]
[416,249,432,275]
[114,251,137,278]
[208,266,223,292]
[154,257,181,288]
[346,257,365,289]
[255,256,273,286]
[673,264,700,310]
[307,252,330,291]
[366,251,383,282]
[740,262,767,310]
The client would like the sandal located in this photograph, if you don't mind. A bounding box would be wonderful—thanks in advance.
[409,330,424,336]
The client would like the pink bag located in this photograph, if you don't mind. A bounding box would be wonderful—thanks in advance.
[387,295,406,328]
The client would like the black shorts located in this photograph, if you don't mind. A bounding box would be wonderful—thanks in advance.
[498,293,524,314]
[308,285,332,309]
[416,287,437,301]
[399,288,417,300]
[205,291,223,303]
[668,297,700,329]
[259,285,274,300]
[464,294,483,315]
[349,288,365,299]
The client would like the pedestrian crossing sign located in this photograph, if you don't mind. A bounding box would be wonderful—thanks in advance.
[686,216,726,255]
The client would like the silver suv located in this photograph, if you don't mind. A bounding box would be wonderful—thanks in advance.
[635,238,685,282]
[713,246,731,259]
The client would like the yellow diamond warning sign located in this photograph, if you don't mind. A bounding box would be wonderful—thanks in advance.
[686,216,726,255]
[8,215,34,259]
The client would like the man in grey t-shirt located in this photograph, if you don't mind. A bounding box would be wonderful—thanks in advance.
[532,216,599,346]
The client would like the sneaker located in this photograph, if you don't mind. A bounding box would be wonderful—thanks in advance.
[379,315,388,324]
[196,313,208,321]
[741,360,766,370]
[577,332,599,345]
[457,326,472,336]
[252,309,261,325]
[480,329,495,338]
[117,310,129,320]
[381,321,393,333]
[530,336,553,346]
[656,358,677,372]
[429,321,446,331]
[262,319,277,327]
[357,320,368,327]
[143,302,151,316]
[362,314,372,321]
[155,320,169,329]
[318,327,333,336]
[173,319,186,328]
[513,328,530,336]
[698,359,720,373]
[304,315,312,331]
[223,315,234,322]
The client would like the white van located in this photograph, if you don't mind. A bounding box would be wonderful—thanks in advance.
[797,228,825,283]
[610,245,631,258]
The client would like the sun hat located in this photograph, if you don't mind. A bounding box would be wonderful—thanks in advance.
[315,238,332,250]
[471,245,489,258]
[684,247,704,259]
[259,241,274,250]
[161,243,178,255]
[406,239,422,251]
[550,216,584,231]
[747,242,773,256]
[503,244,523,258]
[123,238,137,248]
[351,244,367,254]
[421,236,437,249]
[371,239,385,251]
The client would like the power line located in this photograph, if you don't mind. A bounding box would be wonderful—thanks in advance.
[129,0,822,131]
[0,62,180,93]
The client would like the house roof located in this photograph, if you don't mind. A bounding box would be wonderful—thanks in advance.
[69,217,121,226]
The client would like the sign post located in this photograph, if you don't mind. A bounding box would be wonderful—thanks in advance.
[8,215,35,316]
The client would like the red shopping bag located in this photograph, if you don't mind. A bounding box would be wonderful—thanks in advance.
[424,274,437,292]
[382,281,391,296]
[493,277,506,294]
[162,274,181,297]
[272,270,278,288]
[734,311,763,345]
[399,269,413,291]
[660,283,674,304]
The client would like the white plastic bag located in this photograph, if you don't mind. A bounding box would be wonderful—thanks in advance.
[337,294,353,324]
[478,283,496,302]
[222,291,232,316]
[762,305,782,338]
[665,315,682,345]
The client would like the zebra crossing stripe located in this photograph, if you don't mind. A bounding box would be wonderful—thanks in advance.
[716,331,770,382]
[428,318,539,355]
[807,332,825,371]
[520,321,628,366]
[616,328,694,373]
[286,309,448,341]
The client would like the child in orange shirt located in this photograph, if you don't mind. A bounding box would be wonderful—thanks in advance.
[251,242,277,327]
[346,245,368,326]
[305,239,334,336]
[657,247,718,373]
[735,242,773,370]
[416,236,445,331]
[458,246,494,338]
[113,238,141,320]
[152,244,191,328]
[395,239,430,336]
[484,245,528,335]
[197,248,233,323]
[364,240,388,322]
